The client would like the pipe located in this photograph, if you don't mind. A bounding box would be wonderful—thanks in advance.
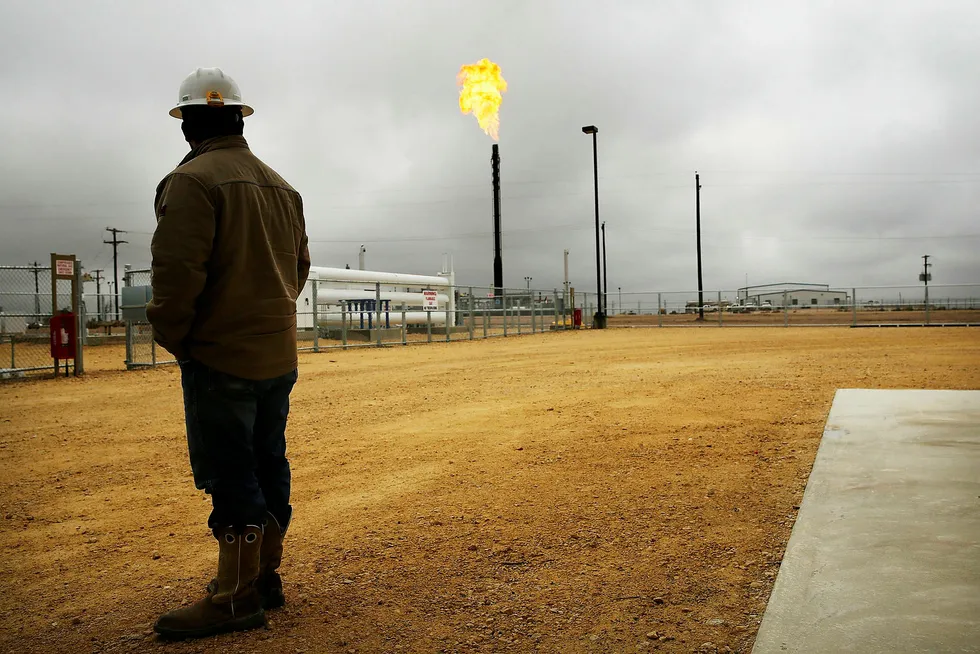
[308,266,451,287]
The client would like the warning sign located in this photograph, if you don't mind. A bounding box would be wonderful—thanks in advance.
[422,290,438,311]
[55,259,74,277]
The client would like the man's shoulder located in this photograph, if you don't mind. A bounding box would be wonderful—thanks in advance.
[176,148,299,198]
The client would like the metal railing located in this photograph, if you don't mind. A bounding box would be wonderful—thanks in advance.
[121,276,979,370]
[124,273,575,368]
[598,284,980,328]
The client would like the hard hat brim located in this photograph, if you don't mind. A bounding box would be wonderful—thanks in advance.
[169,102,254,119]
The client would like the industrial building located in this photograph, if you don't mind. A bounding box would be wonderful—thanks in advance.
[737,283,850,308]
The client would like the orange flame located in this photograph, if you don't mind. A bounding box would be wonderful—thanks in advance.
[457,58,508,141]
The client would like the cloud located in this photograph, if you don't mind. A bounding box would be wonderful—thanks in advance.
[1,0,978,300]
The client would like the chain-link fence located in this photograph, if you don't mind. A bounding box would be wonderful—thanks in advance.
[121,269,166,368]
[122,273,979,370]
[0,264,81,379]
[601,284,980,328]
[124,272,574,367]
[295,280,573,352]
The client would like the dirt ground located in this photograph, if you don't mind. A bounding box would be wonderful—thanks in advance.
[1,328,978,653]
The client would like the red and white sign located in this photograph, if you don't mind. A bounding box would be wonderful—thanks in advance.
[55,259,74,277]
[422,290,439,311]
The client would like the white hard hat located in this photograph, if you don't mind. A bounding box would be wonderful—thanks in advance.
[169,67,254,119]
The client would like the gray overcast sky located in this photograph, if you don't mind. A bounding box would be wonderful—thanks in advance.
[1,0,978,296]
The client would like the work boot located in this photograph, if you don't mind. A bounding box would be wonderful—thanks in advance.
[154,525,266,640]
[206,511,289,609]
[256,511,288,609]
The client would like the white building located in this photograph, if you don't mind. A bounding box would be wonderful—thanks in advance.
[738,283,849,308]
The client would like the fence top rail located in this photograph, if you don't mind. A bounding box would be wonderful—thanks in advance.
[614,282,979,295]
[0,265,52,271]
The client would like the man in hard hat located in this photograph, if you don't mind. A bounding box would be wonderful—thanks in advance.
[147,67,311,639]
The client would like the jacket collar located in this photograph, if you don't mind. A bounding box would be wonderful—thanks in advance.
[178,135,249,167]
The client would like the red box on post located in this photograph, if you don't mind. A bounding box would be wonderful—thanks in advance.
[50,313,77,360]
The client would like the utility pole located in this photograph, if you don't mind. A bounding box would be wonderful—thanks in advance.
[31,260,41,323]
[920,254,932,323]
[563,249,569,323]
[91,269,104,321]
[696,172,704,321]
[104,227,128,321]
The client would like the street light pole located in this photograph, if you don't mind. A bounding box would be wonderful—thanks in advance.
[582,125,605,328]
[695,172,704,321]
[601,221,608,319]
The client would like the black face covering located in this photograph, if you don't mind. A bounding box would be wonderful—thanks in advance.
[180,105,244,144]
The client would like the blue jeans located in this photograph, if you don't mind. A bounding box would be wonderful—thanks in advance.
[179,359,297,530]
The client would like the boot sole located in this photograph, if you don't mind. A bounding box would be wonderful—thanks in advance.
[154,609,266,640]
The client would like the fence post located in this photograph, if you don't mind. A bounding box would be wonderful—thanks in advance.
[312,280,320,353]
[852,288,857,327]
[502,289,508,337]
[468,287,474,340]
[427,307,432,343]
[553,290,559,329]
[718,291,723,327]
[483,296,488,338]
[124,270,133,368]
[341,302,348,350]
[75,270,85,375]
[783,290,789,327]
[401,304,407,346]
[531,295,536,333]
[375,282,383,347]
[446,300,451,342]
[925,285,930,325]
[658,293,663,328]
[10,336,15,369]
[517,297,522,335]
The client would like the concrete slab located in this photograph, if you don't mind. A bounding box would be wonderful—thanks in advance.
[753,389,980,654]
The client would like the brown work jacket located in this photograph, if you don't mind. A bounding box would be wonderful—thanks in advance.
[147,135,311,380]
